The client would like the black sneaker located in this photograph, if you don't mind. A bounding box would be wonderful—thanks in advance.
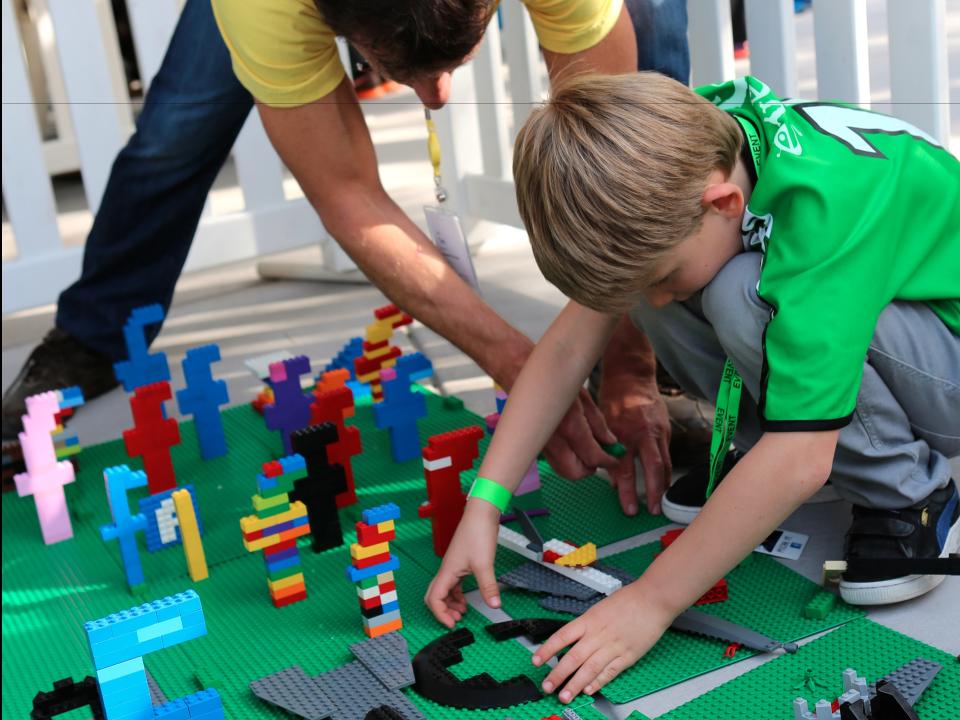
[840,482,960,605]
[1,328,118,441]
[661,449,745,524]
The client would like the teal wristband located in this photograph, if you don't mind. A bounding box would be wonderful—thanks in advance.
[468,476,512,513]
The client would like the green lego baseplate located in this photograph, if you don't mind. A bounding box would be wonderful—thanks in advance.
[493,536,865,704]
[2,388,667,718]
[0,387,944,719]
[657,618,960,720]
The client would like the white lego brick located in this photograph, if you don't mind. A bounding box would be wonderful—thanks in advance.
[423,456,452,471]
[497,525,539,561]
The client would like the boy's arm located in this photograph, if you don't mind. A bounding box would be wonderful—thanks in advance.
[472,302,620,493]
[425,302,618,625]
[535,430,839,703]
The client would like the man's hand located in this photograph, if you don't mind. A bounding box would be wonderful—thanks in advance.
[541,388,620,479]
[599,372,671,515]
[532,580,673,704]
[598,316,671,515]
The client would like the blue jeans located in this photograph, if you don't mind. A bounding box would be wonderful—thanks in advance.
[56,0,252,360]
[626,0,690,82]
[56,0,688,360]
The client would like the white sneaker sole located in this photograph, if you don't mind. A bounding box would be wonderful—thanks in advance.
[661,482,841,526]
[839,513,960,606]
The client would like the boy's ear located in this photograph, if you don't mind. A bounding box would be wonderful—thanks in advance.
[702,182,744,219]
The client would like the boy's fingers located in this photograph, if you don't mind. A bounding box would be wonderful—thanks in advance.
[533,621,582,669]
[584,657,625,695]
[558,648,611,703]
[425,573,459,627]
[475,565,501,609]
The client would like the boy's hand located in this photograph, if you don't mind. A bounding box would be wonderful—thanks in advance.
[424,499,502,627]
[542,388,620,480]
[532,581,673,703]
[599,372,672,515]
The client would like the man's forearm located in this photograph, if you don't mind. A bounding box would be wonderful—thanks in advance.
[321,186,532,388]
[637,431,838,616]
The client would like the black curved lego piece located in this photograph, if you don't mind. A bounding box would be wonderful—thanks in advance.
[484,618,566,644]
[31,676,104,720]
[412,626,542,709]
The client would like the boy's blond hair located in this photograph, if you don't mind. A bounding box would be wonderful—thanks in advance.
[513,72,742,313]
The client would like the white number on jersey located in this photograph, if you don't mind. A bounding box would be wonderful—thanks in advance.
[795,104,942,157]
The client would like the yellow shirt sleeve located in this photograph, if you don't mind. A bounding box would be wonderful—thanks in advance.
[211,0,344,107]
[523,0,624,54]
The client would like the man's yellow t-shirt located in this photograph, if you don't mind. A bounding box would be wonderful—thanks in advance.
[211,0,624,107]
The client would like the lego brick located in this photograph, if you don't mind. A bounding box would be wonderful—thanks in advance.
[139,485,203,553]
[113,304,171,392]
[313,660,424,720]
[875,657,942,707]
[176,344,229,460]
[264,356,314,455]
[122,381,181,494]
[250,665,333,720]
[349,632,415,691]
[171,489,208,582]
[364,618,404,639]
[356,521,397,546]
[352,540,391,559]
[363,503,402,526]
[499,562,602,601]
[290,423,348,552]
[555,543,598,568]
[347,555,400,583]
[804,590,838,620]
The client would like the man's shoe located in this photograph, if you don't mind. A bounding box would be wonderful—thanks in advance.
[661,449,745,524]
[839,482,960,605]
[1,328,118,441]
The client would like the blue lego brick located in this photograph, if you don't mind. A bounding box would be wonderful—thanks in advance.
[183,688,224,719]
[362,609,402,629]
[362,503,401,525]
[114,304,171,392]
[346,379,371,399]
[152,698,189,719]
[279,454,306,475]
[55,385,85,409]
[176,344,230,460]
[263,543,299,563]
[139,485,203,552]
[346,555,400,582]
[264,553,302,573]
[86,591,205,669]
[377,600,400,615]
[324,336,363,379]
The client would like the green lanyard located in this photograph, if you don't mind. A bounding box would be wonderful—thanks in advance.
[706,358,743,498]
[705,116,762,499]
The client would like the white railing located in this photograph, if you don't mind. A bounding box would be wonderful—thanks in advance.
[2,0,952,314]
[2,0,350,314]
[434,0,952,234]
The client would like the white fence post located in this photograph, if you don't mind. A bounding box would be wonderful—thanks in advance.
[687,0,735,86]
[46,0,126,214]
[499,1,544,133]
[125,0,180,91]
[886,0,949,144]
[813,0,870,106]
[472,17,512,181]
[744,0,796,97]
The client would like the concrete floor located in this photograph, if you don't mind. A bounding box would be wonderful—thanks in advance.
[3,2,959,716]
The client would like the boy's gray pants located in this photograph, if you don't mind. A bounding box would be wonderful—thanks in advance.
[629,253,960,509]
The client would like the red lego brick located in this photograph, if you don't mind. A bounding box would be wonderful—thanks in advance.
[310,386,361,508]
[262,460,284,478]
[355,521,396,546]
[694,577,728,606]
[263,539,298,557]
[359,595,384,611]
[122,381,180,494]
[362,339,390,353]
[378,580,396,593]
[542,550,563,564]
[272,589,307,608]
[352,550,393,569]
[420,426,485,557]
[660,528,685,549]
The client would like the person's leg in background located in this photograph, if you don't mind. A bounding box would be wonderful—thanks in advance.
[2,0,253,439]
[624,0,690,82]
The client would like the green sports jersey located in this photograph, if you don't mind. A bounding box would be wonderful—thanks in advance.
[696,76,960,430]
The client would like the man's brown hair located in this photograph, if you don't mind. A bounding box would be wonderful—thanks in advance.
[315,0,496,81]
[513,72,743,313]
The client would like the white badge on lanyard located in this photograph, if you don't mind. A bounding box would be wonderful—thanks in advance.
[423,109,482,295]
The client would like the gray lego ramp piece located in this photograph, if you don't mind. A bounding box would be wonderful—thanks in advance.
[539,595,601,616]
[313,661,424,720]
[592,562,636,585]
[145,668,167,705]
[873,657,942,706]
[500,561,602,601]
[349,632,415,690]
[250,665,333,720]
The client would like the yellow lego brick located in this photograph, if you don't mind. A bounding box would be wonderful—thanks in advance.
[357,370,380,383]
[252,492,289,512]
[363,344,397,361]
[365,322,393,345]
[268,573,305,592]
[350,541,391,561]
[376,520,395,534]
[172,489,208,582]
[555,542,598,568]
[381,356,398,370]
[242,523,310,553]
[240,501,307,535]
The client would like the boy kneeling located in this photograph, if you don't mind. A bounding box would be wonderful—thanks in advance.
[426,72,959,702]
